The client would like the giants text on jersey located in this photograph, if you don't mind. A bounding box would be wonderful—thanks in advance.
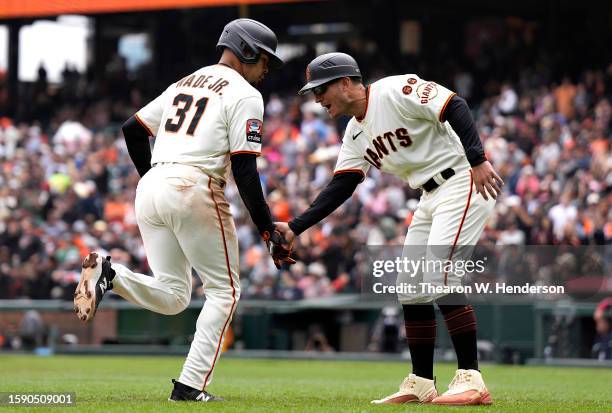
[334,75,470,188]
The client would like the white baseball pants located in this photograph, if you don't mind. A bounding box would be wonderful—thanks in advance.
[397,168,496,304]
[111,163,240,390]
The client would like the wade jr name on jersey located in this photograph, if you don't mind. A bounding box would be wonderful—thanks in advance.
[176,73,231,95]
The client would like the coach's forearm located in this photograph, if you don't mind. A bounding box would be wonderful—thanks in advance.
[231,153,275,236]
[288,172,362,235]
[122,116,153,177]
[443,96,486,167]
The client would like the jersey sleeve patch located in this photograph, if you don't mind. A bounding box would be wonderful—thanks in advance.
[246,119,263,143]
[416,82,438,104]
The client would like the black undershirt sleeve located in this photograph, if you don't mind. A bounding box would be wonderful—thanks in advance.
[231,153,275,237]
[121,116,153,177]
[442,95,487,167]
[288,172,362,236]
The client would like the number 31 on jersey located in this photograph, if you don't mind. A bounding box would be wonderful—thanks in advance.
[165,93,209,135]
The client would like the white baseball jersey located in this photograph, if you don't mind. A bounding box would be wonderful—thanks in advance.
[332,75,496,304]
[335,74,470,187]
[135,64,264,182]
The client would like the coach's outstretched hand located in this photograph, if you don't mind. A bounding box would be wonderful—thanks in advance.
[471,161,504,201]
[274,222,296,245]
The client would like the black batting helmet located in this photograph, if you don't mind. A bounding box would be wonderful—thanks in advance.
[217,19,283,69]
[298,52,361,95]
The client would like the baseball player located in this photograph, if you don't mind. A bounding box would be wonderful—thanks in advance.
[276,52,503,405]
[73,19,293,402]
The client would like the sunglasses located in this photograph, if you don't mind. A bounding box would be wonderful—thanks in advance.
[312,83,329,96]
[312,79,340,95]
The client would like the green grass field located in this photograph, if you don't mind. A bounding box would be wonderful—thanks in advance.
[1,355,611,412]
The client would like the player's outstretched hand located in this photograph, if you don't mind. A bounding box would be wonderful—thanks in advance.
[264,226,296,269]
[471,161,504,200]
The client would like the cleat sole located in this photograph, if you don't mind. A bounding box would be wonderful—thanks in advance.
[433,390,493,406]
[73,253,102,323]
[480,391,493,405]
[82,253,99,269]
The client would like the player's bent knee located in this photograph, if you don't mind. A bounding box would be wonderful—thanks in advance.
[157,295,190,316]
[158,305,185,316]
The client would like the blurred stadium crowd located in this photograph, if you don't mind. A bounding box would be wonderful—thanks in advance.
[0,42,610,301]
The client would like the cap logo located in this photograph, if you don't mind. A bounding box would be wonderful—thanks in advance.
[306,67,311,82]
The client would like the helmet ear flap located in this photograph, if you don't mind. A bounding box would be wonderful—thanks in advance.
[218,33,259,64]
[240,40,259,61]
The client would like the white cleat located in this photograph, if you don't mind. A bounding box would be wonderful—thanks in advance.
[432,369,493,405]
[371,374,438,404]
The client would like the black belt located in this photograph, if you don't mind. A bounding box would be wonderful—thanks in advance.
[422,168,455,192]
